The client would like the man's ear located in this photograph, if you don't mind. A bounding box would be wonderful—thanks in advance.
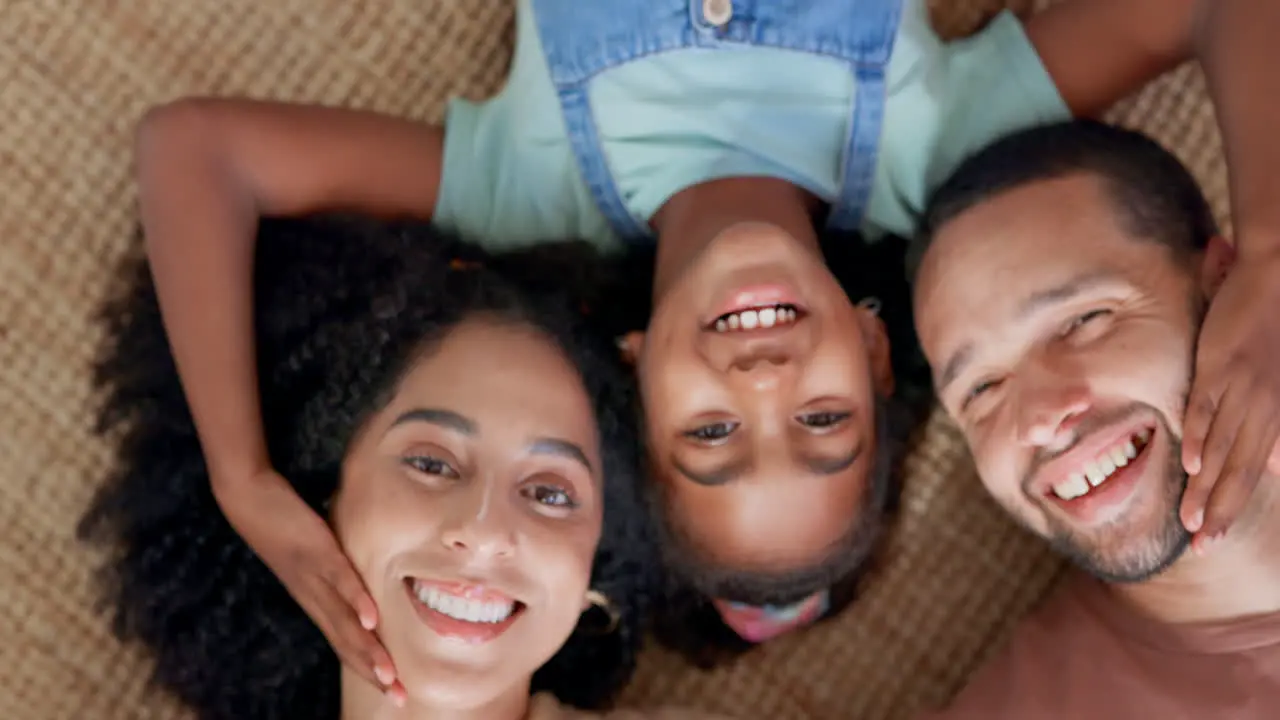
[1200,235,1237,298]
[618,331,645,366]
[857,306,895,397]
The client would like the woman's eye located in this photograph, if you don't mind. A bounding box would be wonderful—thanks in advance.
[402,455,459,479]
[798,411,851,429]
[523,484,578,509]
[683,421,739,444]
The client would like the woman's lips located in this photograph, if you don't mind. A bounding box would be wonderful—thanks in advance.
[405,578,524,644]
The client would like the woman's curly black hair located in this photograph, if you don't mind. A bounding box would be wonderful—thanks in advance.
[598,232,933,669]
[78,215,659,719]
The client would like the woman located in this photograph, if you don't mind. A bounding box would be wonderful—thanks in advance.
[79,214,721,719]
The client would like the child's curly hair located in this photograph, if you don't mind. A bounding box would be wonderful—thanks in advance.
[78,215,658,719]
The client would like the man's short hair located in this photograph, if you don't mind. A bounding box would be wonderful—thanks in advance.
[907,120,1219,285]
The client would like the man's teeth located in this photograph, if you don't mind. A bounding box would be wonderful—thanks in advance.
[1052,428,1151,500]
[413,582,515,624]
[714,305,799,332]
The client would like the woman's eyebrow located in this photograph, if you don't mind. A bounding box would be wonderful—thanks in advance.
[388,409,593,472]
[389,407,476,435]
[529,438,593,474]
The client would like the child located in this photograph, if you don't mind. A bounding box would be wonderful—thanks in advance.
[134,0,1280,695]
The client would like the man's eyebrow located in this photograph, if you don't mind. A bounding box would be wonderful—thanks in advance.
[1015,272,1117,322]
[389,408,476,434]
[936,343,974,396]
[529,438,593,474]
[934,271,1119,395]
[671,456,751,486]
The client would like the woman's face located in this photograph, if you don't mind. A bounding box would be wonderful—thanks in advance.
[330,318,604,710]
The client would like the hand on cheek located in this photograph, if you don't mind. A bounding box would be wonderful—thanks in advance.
[1178,250,1280,544]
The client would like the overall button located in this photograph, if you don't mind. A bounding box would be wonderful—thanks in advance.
[702,0,733,27]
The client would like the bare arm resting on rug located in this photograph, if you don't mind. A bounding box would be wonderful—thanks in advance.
[1023,0,1280,548]
[135,97,444,703]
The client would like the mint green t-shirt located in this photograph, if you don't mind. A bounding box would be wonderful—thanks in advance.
[435,0,1069,253]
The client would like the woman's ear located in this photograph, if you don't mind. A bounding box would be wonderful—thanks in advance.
[618,331,645,366]
[857,304,895,397]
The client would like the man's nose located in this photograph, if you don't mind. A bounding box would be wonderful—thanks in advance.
[1014,364,1092,449]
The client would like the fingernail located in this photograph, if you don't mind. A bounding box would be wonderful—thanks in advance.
[1188,509,1204,532]
[374,665,393,686]
[361,615,377,631]
[1198,531,1224,554]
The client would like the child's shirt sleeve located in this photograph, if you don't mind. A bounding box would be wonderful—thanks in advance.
[866,7,1071,239]
[431,0,621,253]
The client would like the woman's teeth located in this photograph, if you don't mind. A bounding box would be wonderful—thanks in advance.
[713,304,799,332]
[1052,428,1152,501]
[412,581,515,624]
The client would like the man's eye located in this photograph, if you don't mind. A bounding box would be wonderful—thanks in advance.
[1066,308,1112,334]
[683,421,739,444]
[402,455,459,479]
[798,411,851,429]
[962,379,1002,409]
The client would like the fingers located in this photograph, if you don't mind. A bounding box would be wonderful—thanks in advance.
[330,557,380,631]
[300,570,399,701]
[1179,383,1244,533]
[1180,380,1220,479]
[1267,436,1280,477]
[1198,403,1279,540]
[385,679,408,708]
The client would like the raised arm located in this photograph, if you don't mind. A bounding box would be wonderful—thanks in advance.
[135,97,444,702]
[137,98,443,485]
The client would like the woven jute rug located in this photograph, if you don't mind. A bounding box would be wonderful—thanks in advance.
[0,1,1226,718]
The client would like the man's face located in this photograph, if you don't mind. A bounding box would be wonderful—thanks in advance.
[913,174,1222,582]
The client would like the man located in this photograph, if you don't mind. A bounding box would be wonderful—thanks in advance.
[908,120,1280,718]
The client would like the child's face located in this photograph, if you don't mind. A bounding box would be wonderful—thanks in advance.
[331,319,603,711]
[633,222,893,578]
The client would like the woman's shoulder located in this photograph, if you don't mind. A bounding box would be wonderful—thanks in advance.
[529,694,736,720]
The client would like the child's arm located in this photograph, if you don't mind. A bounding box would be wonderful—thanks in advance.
[137,98,444,702]
[1024,0,1280,543]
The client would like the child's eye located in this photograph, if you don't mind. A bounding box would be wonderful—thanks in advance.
[683,421,739,444]
[402,455,459,480]
[522,484,578,509]
[798,411,851,429]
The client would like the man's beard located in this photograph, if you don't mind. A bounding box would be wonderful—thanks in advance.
[1044,427,1192,583]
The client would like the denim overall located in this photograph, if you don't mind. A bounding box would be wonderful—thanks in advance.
[531,0,904,244]
[530,0,904,639]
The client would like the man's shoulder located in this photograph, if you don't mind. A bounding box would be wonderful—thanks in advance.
[920,573,1113,719]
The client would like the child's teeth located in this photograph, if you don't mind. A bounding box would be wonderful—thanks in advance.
[712,305,802,333]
